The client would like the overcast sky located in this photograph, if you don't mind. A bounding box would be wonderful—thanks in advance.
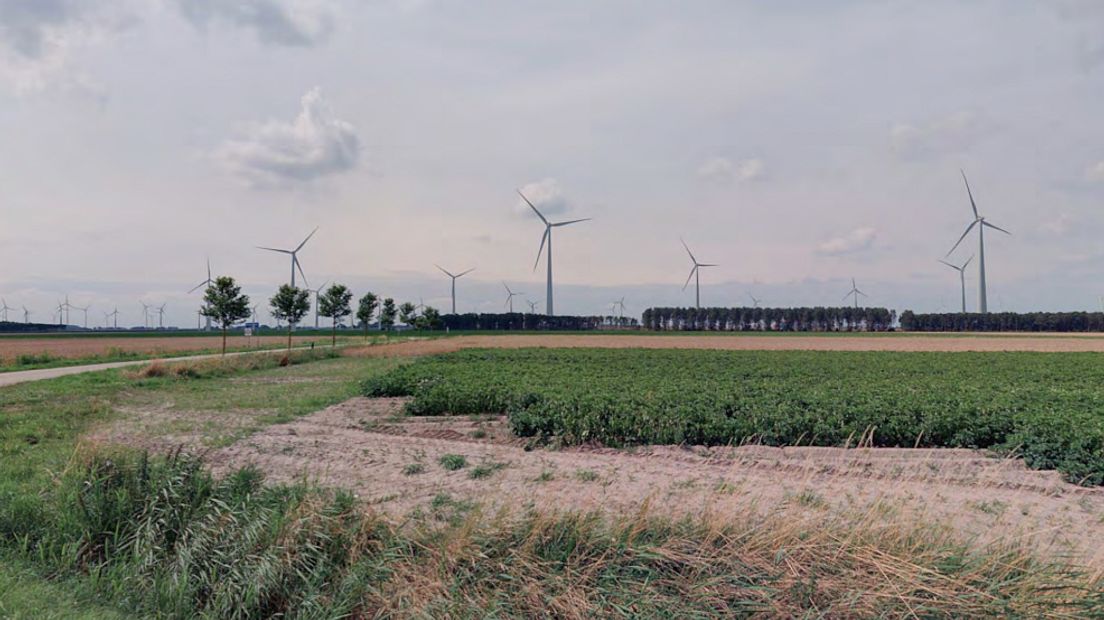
[1,0,1102,327]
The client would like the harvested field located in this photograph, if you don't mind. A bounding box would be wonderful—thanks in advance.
[0,335,325,363]
[209,396,1104,570]
[347,332,1104,356]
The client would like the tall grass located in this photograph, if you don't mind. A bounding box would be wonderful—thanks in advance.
[6,451,1102,618]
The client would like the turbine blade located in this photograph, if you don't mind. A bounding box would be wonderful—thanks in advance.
[188,281,208,294]
[257,246,292,254]
[503,281,511,294]
[856,289,867,296]
[206,257,211,279]
[960,169,979,218]
[680,238,697,264]
[945,220,978,256]
[962,254,975,269]
[533,229,549,271]
[937,259,958,270]
[551,218,591,227]
[682,266,697,291]
[295,226,319,252]
[982,221,1011,235]
[435,264,455,278]
[698,263,718,267]
[456,268,475,278]
[517,190,549,224]
[295,257,308,288]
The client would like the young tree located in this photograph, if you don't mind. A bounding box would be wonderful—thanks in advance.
[379,297,397,331]
[200,276,251,355]
[356,292,379,340]
[398,301,417,327]
[318,283,353,346]
[269,284,310,353]
[418,306,443,330]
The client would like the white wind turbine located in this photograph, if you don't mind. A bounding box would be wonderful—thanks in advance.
[946,170,1010,314]
[308,280,329,328]
[59,295,74,325]
[77,304,91,329]
[436,265,474,314]
[257,227,317,288]
[503,283,524,313]
[747,292,762,308]
[611,296,626,319]
[843,277,867,309]
[139,301,151,328]
[0,298,12,322]
[938,255,974,313]
[518,189,590,316]
[22,306,31,324]
[105,307,119,329]
[525,298,540,314]
[681,238,718,310]
[155,303,166,329]
[188,258,215,330]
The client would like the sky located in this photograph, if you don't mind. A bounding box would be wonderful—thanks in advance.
[1,0,1102,327]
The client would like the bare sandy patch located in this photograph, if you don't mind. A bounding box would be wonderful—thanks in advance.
[208,396,1104,569]
[345,333,1104,356]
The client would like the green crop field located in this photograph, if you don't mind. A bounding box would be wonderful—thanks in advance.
[365,348,1104,485]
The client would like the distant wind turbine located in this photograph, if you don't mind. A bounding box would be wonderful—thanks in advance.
[611,296,626,319]
[257,227,318,288]
[946,171,1010,314]
[747,292,761,308]
[681,239,717,310]
[23,306,31,324]
[436,265,474,314]
[938,255,974,313]
[308,280,329,328]
[525,298,540,314]
[0,298,12,322]
[77,304,91,329]
[188,257,215,330]
[105,307,119,329]
[503,282,524,313]
[843,278,867,309]
[518,189,590,316]
[59,296,74,325]
[139,301,151,328]
[156,303,166,329]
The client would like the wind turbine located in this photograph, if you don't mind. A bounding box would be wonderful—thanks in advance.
[105,307,119,329]
[503,282,524,313]
[188,257,215,330]
[156,303,166,329]
[938,255,974,313]
[946,170,1010,314]
[436,265,474,314]
[77,304,91,329]
[843,278,867,309]
[54,301,64,326]
[611,296,626,319]
[308,280,329,328]
[525,298,540,314]
[139,301,151,328]
[0,298,12,322]
[22,306,31,324]
[59,296,74,325]
[747,292,762,308]
[518,189,590,316]
[680,238,717,310]
[257,227,317,288]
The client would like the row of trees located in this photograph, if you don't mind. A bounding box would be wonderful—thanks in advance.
[439,313,638,331]
[199,277,444,354]
[642,306,897,332]
[899,311,1104,332]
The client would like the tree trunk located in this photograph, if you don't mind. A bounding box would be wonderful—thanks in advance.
[332,318,337,347]
[287,324,293,353]
[222,326,227,355]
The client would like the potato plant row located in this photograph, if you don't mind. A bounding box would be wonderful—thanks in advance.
[363,348,1104,485]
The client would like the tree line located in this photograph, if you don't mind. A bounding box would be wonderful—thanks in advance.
[899,311,1104,332]
[440,313,638,331]
[642,306,897,332]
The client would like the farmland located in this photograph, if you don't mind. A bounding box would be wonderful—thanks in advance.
[365,348,1104,484]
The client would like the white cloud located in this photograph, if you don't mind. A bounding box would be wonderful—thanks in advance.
[515,178,570,217]
[696,156,765,183]
[1042,213,1076,236]
[215,87,360,187]
[890,111,991,160]
[1085,161,1104,182]
[176,0,337,47]
[816,227,878,256]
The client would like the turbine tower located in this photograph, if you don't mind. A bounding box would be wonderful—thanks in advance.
[22,306,31,324]
[257,227,317,288]
[188,257,215,330]
[156,304,166,329]
[139,301,151,328]
[747,292,762,308]
[105,307,119,329]
[843,278,867,309]
[946,171,1011,314]
[518,189,590,316]
[59,296,74,325]
[503,282,524,313]
[938,255,974,313]
[680,239,717,310]
[77,304,91,329]
[0,298,12,322]
[436,265,473,314]
[309,280,329,328]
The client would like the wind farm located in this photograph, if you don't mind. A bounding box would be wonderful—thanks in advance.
[3,4,1104,616]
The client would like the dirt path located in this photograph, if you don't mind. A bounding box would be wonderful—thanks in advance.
[209,397,1104,570]
[0,335,327,363]
[346,333,1104,356]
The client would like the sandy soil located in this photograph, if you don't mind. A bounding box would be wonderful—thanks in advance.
[0,335,324,362]
[346,333,1104,356]
[208,397,1104,569]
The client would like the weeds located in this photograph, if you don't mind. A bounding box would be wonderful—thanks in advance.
[468,460,507,479]
[438,454,467,471]
[403,463,426,476]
